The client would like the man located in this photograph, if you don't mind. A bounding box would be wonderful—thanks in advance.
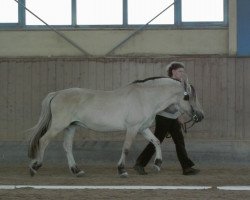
[134,61,200,175]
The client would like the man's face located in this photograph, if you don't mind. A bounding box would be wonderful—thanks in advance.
[171,67,185,81]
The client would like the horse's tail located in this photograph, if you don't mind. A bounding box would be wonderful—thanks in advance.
[28,92,57,159]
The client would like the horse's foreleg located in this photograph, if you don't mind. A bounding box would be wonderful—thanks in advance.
[141,128,162,172]
[63,126,84,177]
[117,128,137,178]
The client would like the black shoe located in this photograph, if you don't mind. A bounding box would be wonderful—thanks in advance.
[183,167,200,175]
[133,164,148,175]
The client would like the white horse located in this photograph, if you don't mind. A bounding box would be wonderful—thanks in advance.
[28,76,204,178]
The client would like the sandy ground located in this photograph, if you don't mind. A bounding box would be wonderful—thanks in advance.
[0,163,250,200]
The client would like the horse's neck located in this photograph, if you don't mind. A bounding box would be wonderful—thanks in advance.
[144,84,183,113]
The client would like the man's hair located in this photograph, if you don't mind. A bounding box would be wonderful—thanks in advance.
[166,62,185,77]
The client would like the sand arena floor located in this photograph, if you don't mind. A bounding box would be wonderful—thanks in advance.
[0,163,250,200]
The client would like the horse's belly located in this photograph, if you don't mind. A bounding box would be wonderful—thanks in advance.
[75,100,129,131]
[77,117,126,132]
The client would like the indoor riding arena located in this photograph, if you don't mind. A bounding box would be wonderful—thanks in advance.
[0,0,250,199]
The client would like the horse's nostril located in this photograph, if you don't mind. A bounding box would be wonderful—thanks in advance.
[193,115,199,122]
[193,114,203,122]
[200,114,204,120]
[198,115,204,122]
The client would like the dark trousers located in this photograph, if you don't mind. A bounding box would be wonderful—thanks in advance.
[136,115,194,170]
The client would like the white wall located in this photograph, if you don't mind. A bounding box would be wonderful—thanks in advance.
[0,29,228,57]
[0,0,237,57]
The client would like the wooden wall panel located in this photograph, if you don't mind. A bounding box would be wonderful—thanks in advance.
[15,62,25,137]
[112,61,121,89]
[104,61,113,90]
[22,62,32,133]
[96,61,105,90]
[0,57,249,141]
[235,59,244,139]
[88,61,97,90]
[0,62,8,138]
[226,58,236,138]
[121,60,129,86]
[47,60,56,92]
[200,59,211,136]
[243,58,250,139]
[7,61,17,138]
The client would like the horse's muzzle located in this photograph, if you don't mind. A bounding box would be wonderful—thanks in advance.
[192,111,204,122]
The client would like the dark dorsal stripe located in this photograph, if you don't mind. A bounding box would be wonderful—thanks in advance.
[132,76,167,84]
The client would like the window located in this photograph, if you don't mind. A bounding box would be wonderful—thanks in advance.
[182,0,224,22]
[26,0,71,25]
[128,0,174,25]
[76,0,122,25]
[77,0,123,25]
[0,0,18,23]
[0,0,227,28]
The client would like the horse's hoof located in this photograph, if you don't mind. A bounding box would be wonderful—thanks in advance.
[29,167,37,177]
[133,165,148,175]
[119,172,128,178]
[117,164,128,178]
[152,164,161,172]
[70,165,85,177]
[29,161,42,177]
[153,159,162,172]
[76,170,85,177]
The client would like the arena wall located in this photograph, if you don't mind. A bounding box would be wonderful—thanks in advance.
[0,56,249,165]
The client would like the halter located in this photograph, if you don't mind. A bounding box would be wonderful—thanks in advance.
[181,82,199,133]
[183,80,190,101]
[182,109,198,133]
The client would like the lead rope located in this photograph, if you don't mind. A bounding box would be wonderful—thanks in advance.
[181,120,196,133]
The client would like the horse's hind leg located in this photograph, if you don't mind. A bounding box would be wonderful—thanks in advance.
[29,124,65,176]
[117,128,137,178]
[63,125,84,177]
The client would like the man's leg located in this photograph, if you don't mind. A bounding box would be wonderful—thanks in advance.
[169,120,199,175]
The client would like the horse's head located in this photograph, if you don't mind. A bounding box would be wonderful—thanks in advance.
[178,79,204,123]
[131,76,204,123]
